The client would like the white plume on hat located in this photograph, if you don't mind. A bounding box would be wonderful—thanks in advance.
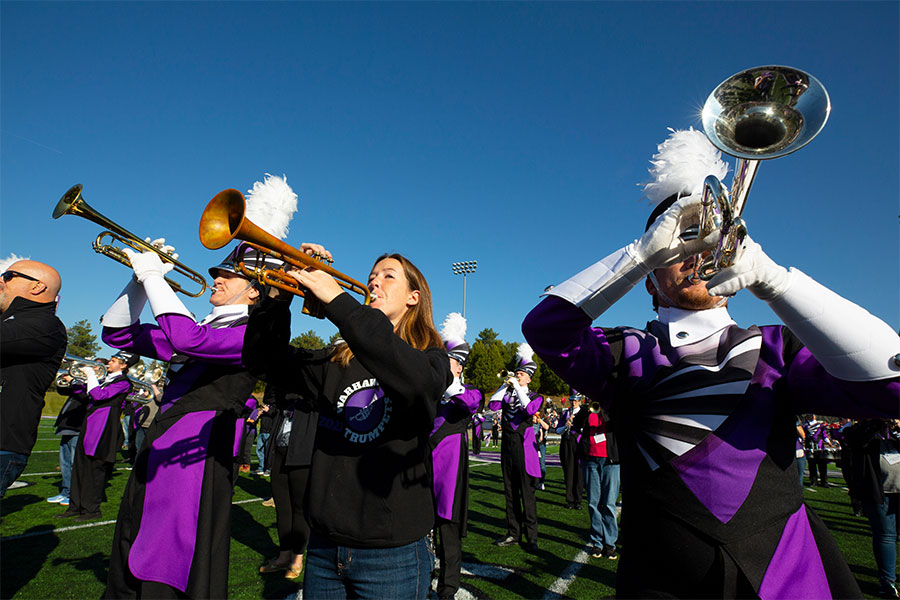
[641,128,728,206]
[440,312,467,345]
[245,174,298,240]
[516,343,534,365]
[0,253,29,273]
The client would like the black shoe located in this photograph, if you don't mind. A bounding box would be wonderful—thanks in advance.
[565,503,575,509]
[523,540,539,553]
[494,535,518,547]
[602,545,618,560]
[74,511,101,522]
[55,509,80,519]
[878,583,899,599]
[590,546,604,558]
[574,503,582,510]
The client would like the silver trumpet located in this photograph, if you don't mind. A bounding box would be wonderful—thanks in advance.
[126,377,158,404]
[691,66,830,282]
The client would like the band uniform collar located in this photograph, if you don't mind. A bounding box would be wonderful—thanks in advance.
[657,306,736,347]
[199,304,249,327]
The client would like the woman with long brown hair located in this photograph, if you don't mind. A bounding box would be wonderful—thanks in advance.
[243,250,450,598]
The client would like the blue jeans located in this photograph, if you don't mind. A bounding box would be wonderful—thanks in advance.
[583,456,620,548]
[59,434,79,497]
[304,533,434,599]
[122,414,132,447]
[861,493,899,589]
[256,432,270,471]
[537,441,547,484]
[0,450,29,498]
[796,455,807,489]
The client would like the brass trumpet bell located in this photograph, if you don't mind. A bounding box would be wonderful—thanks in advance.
[53,185,209,297]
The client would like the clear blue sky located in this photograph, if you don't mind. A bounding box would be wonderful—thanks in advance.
[2,2,898,356]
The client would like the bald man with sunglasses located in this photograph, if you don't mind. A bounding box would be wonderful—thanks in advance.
[1,260,67,498]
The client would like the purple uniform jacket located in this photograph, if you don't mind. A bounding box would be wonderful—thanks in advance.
[489,388,544,478]
[523,296,899,598]
[430,385,481,522]
[103,313,253,597]
[72,376,130,462]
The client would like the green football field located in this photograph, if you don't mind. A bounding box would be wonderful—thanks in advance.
[0,418,888,599]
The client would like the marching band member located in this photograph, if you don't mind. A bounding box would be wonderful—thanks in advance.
[489,344,544,552]
[471,411,485,455]
[430,312,482,600]
[243,252,450,599]
[101,174,296,599]
[556,392,584,510]
[522,128,900,598]
[56,351,136,521]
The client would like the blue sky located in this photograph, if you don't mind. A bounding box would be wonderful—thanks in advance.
[2,1,898,356]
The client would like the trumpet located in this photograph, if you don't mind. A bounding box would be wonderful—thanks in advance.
[691,66,830,282]
[55,354,108,387]
[497,369,517,386]
[198,188,372,318]
[53,185,208,297]
[589,400,602,414]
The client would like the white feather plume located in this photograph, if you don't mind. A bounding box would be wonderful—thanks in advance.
[0,253,29,273]
[245,174,298,240]
[516,343,534,364]
[641,128,729,206]
[440,312,467,344]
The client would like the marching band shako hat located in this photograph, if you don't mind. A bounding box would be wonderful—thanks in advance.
[641,128,728,236]
[440,312,470,365]
[113,350,141,369]
[514,343,537,377]
[209,173,298,281]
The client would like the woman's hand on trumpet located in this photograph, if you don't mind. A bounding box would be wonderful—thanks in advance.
[283,243,343,305]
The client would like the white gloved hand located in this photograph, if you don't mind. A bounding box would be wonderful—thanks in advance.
[145,237,179,260]
[706,236,791,301]
[82,367,101,392]
[632,195,717,271]
[125,249,174,283]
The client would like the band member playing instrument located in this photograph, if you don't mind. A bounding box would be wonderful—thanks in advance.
[522,128,900,598]
[57,351,136,521]
[243,251,450,599]
[489,344,544,552]
[471,411,485,455]
[101,175,297,599]
[430,313,482,600]
[556,392,584,510]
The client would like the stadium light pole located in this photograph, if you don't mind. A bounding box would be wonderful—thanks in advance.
[451,260,478,318]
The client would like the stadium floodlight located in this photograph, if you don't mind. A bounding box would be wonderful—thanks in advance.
[451,260,478,318]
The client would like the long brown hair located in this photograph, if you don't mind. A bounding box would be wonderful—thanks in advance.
[331,253,442,366]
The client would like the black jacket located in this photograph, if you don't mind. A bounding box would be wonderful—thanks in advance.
[54,389,88,435]
[1,297,67,455]
[245,293,451,549]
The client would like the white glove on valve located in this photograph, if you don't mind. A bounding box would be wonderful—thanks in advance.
[706,236,791,301]
[125,249,174,283]
[632,195,717,272]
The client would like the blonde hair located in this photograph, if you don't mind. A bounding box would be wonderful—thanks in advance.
[331,253,442,366]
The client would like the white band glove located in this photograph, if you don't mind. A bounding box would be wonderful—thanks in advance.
[444,377,465,399]
[706,236,791,301]
[83,367,100,392]
[101,278,148,328]
[145,237,179,260]
[633,195,717,270]
[547,196,715,319]
[125,249,174,284]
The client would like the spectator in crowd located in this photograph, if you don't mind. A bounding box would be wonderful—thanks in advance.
[0,259,67,498]
[843,419,900,599]
[47,373,89,506]
[574,402,619,560]
[807,415,835,487]
[258,387,315,581]
[255,397,275,475]
[795,417,807,491]
[491,414,500,447]
[533,408,551,490]
[132,383,161,453]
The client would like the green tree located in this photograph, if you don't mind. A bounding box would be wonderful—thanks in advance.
[290,330,326,350]
[465,339,505,396]
[328,332,343,346]
[66,319,100,358]
[535,355,569,397]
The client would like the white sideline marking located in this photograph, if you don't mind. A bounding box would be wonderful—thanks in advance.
[542,549,590,599]
[1,497,269,542]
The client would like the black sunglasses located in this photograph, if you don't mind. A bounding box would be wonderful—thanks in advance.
[1,270,40,283]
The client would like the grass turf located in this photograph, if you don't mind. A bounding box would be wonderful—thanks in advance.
[0,419,888,599]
